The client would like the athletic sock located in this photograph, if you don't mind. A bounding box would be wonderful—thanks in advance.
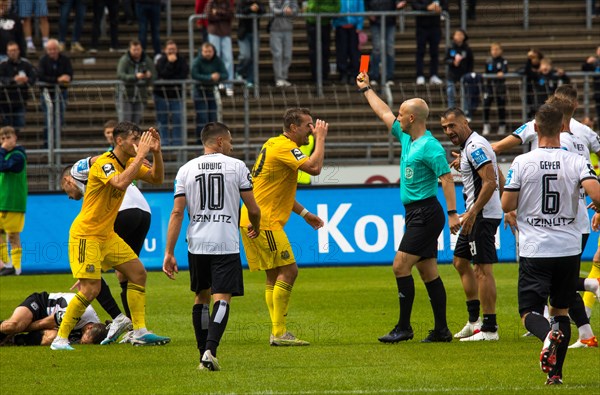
[206,300,230,357]
[425,276,448,331]
[97,278,121,319]
[569,293,590,328]
[272,280,292,337]
[193,303,209,359]
[549,316,571,379]
[577,323,594,340]
[583,264,600,308]
[120,280,131,318]
[466,299,480,323]
[524,312,551,342]
[396,275,415,330]
[0,239,8,264]
[576,277,586,291]
[126,283,146,330]
[57,292,90,339]
[265,284,274,325]
[11,247,21,274]
[481,314,498,332]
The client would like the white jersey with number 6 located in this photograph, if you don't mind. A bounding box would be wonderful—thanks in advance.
[174,153,253,255]
[504,148,597,258]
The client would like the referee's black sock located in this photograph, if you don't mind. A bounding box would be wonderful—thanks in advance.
[569,293,590,328]
[97,278,122,319]
[576,277,586,292]
[206,300,230,358]
[120,281,131,318]
[466,299,480,323]
[425,277,448,331]
[193,303,209,360]
[395,275,415,330]
[524,312,550,342]
[550,315,571,379]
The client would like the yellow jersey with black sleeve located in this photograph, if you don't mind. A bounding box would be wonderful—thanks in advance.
[240,134,309,230]
[70,151,149,240]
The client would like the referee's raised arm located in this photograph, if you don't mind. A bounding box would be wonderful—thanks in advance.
[356,72,396,130]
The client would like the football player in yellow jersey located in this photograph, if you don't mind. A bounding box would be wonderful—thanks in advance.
[240,108,328,346]
[51,121,170,350]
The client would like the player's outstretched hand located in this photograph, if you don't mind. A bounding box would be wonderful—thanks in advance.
[247,224,260,239]
[356,72,370,88]
[305,212,324,230]
[135,131,153,158]
[311,119,329,140]
[162,254,178,280]
[450,151,461,171]
[147,127,162,152]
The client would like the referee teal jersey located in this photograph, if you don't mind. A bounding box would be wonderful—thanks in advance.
[391,120,451,205]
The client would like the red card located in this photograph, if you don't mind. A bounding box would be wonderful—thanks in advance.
[359,55,370,73]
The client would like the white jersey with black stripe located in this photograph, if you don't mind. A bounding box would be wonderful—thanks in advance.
[560,132,592,235]
[504,148,597,258]
[174,153,253,255]
[460,132,502,219]
[47,293,101,330]
[512,118,600,154]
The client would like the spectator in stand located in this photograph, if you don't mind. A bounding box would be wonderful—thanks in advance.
[195,0,210,42]
[482,42,508,136]
[333,0,364,85]
[410,0,446,85]
[206,0,234,96]
[90,0,120,54]
[366,1,406,86]
[18,0,50,55]
[0,0,26,61]
[136,0,162,60]
[582,45,600,125]
[154,40,189,146]
[270,0,299,87]
[530,58,570,115]
[58,0,87,53]
[444,28,473,109]
[0,42,36,131]
[191,42,227,143]
[305,0,340,84]
[38,39,73,148]
[116,40,156,124]
[237,0,264,88]
[520,48,543,119]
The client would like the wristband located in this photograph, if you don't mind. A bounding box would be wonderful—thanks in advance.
[447,210,457,215]
[359,86,372,93]
[300,208,309,218]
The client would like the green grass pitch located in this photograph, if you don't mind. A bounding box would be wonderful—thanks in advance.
[1,263,599,394]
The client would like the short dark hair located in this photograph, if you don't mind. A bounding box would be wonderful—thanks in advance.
[441,107,467,119]
[0,126,16,137]
[554,84,578,102]
[129,39,141,47]
[113,121,142,140]
[103,120,118,130]
[61,165,72,179]
[546,95,574,121]
[535,104,563,138]
[201,122,230,144]
[283,108,311,132]
[6,40,18,49]
[86,323,109,344]
[164,39,176,48]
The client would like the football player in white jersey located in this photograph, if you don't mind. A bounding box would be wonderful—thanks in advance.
[163,122,261,371]
[502,103,600,385]
[441,108,503,341]
[0,291,106,346]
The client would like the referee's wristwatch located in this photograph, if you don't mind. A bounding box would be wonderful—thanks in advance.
[447,210,458,215]
[358,86,372,93]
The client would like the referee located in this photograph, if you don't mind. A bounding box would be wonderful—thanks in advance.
[356,72,461,343]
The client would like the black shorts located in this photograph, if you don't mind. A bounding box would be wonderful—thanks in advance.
[114,208,151,256]
[188,252,244,297]
[18,292,50,322]
[518,255,579,316]
[454,217,501,264]
[399,197,445,260]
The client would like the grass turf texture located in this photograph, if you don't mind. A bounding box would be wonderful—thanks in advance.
[1,263,599,394]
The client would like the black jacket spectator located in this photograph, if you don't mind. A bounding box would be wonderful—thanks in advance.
[154,53,189,100]
[37,53,73,95]
[411,0,447,28]
[0,6,25,57]
[0,57,36,105]
[366,0,401,26]
[445,41,473,82]
[237,0,264,41]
